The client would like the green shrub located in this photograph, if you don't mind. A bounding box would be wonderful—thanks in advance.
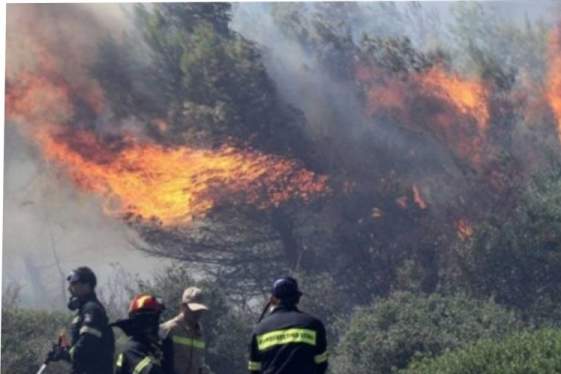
[1,307,72,374]
[331,292,521,374]
[404,328,561,374]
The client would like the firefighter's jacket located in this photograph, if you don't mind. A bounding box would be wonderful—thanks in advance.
[69,293,115,374]
[160,314,208,374]
[115,336,170,374]
[248,305,328,374]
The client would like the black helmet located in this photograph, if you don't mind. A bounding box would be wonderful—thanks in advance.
[272,277,302,300]
[66,266,97,288]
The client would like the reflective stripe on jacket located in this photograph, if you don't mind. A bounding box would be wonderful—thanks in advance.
[160,314,207,374]
[248,305,328,374]
[114,337,167,374]
[69,293,114,374]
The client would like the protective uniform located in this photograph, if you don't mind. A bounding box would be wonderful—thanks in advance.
[160,314,206,374]
[49,267,114,374]
[159,287,209,374]
[113,294,173,374]
[115,334,169,374]
[248,277,328,374]
[68,292,115,374]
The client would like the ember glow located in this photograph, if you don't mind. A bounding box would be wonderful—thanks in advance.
[546,26,561,142]
[357,64,491,168]
[456,219,474,241]
[6,64,328,227]
[412,184,428,209]
[419,67,490,133]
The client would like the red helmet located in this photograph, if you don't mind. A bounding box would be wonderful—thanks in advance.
[128,293,165,315]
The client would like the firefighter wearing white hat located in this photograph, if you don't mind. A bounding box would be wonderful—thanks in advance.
[160,287,210,374]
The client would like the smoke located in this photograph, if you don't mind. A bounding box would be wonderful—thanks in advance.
[4,4,169,310]
[229,4,460,209]
[6,2,561,308]
[7,4,132,81]
[230,4,411,162]
[230,3,558,202]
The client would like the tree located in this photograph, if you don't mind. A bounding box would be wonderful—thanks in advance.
[452,170,561,313]
[448,2,549,81]
[95,3,310,157]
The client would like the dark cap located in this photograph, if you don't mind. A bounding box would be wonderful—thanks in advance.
[272,277,302,300]
[66,266,97,288]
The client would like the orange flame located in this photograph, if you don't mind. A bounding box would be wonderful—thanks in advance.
[412,184,428,209]
[456,218,474,241]
[546,26,561,143]
[356,63,491,168]
[38,133,327,225]
[355,64,410,119]
[420,67,490,133]
[7,63,328,227]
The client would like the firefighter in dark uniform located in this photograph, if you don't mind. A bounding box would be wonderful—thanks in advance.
[48,266,115,374]
[248,277,328,374]
[112,293,173,374]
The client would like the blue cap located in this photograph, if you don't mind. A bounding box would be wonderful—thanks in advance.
[272,277,302,299]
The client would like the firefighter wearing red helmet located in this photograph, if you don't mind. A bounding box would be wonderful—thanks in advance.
[248,277,328,374]
[111,293,173,374]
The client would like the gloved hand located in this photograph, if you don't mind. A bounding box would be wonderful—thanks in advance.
[47,344,71,362]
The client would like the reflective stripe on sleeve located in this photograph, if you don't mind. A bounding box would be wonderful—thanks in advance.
[172,335,205,349]
[79,326,102,338]
[133,356,152,374]
[116,353,124,368]
[69,346,75,360]
[248,360,262,371]
[256,328,316,351]
[314,350,329,364]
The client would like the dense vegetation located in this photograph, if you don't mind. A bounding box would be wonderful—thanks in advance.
[403,329,561,374]
[332,292,521,374]
[1,287,71,374]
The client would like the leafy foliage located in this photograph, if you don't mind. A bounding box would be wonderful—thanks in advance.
[453,171,561,312]
[331,292,521,374]
[404,328,561,374]
[1,305,71,374]
[95,3,309,157]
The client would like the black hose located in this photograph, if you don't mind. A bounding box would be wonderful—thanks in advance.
[257,300,272,323]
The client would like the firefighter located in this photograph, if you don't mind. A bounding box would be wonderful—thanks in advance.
[112,293,173,374]
[248,277,328,374]
[48,266,115,374]
[160,287,210,374]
